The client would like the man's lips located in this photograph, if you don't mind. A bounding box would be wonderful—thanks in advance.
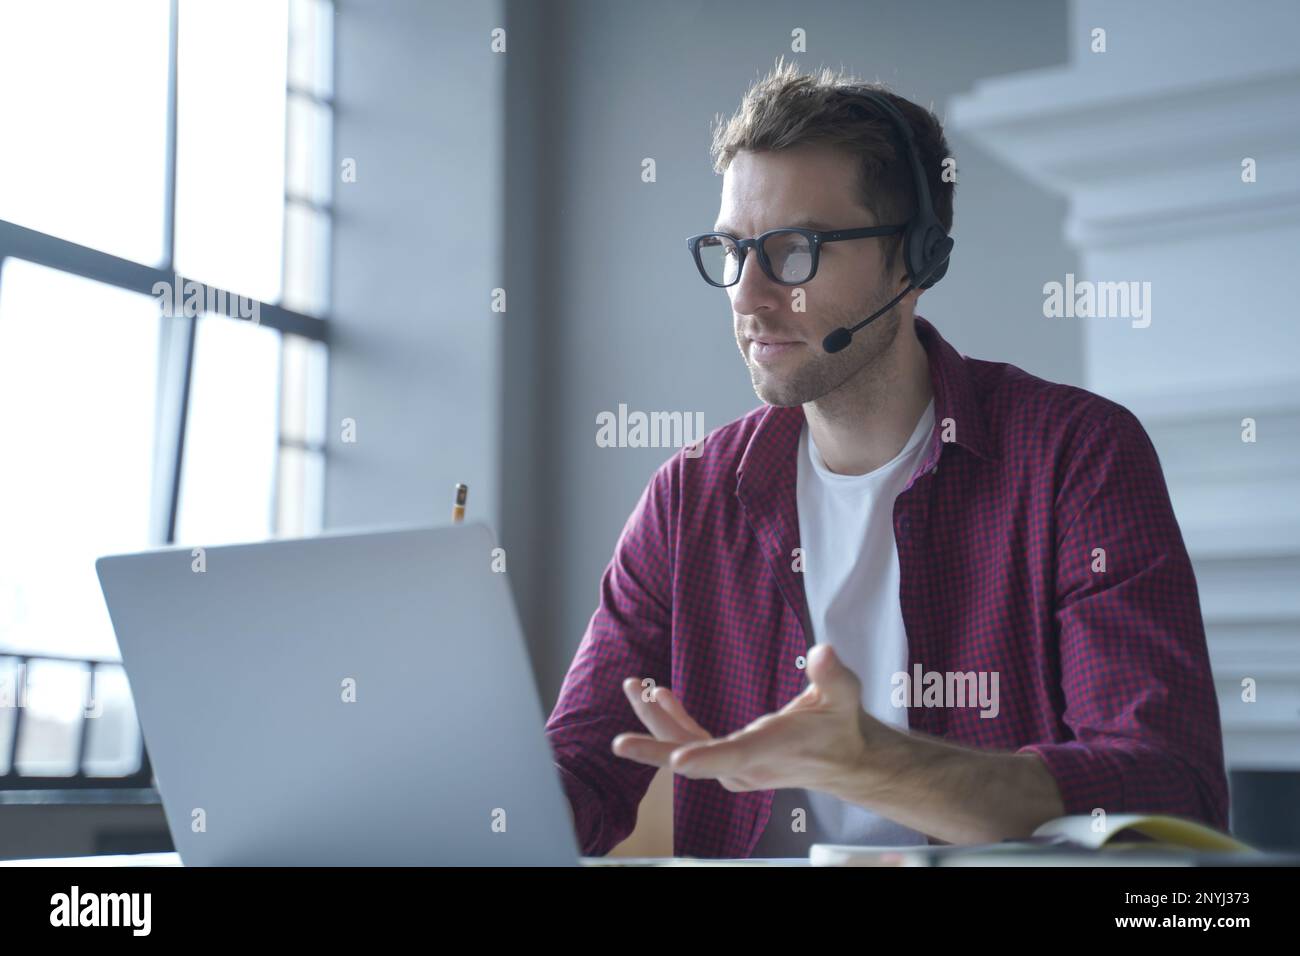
[748,336,803,363]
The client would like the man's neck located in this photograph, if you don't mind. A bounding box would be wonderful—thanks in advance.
[801,318,934,476]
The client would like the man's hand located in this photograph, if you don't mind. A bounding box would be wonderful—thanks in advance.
[612,644,885,794]
[611,642,1067,843]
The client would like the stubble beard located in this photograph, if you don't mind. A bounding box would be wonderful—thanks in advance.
[740,281,903,409]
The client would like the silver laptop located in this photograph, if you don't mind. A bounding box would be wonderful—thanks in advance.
[95,522,586,866]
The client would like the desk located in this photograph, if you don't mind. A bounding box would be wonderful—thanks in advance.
[0,852,181,866]
[0,853,810,866]
[2,849,1296,866]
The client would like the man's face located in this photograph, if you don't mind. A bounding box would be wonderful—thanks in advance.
[715,144,909,407]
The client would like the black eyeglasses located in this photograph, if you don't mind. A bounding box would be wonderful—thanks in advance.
[686,224,905,288]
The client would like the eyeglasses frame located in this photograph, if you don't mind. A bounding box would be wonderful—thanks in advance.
[685,223,906,288]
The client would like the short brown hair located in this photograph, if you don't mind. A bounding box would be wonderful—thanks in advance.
[709,58,954,274]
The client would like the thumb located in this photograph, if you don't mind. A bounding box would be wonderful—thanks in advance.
[806,643,861,700]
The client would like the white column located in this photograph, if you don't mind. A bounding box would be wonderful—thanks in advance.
[949,0,1300,768]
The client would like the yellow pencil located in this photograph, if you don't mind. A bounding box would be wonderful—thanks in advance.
[451,483,468,524]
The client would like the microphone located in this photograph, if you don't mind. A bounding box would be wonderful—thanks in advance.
[821,238,954,354]
[822,283,915,354]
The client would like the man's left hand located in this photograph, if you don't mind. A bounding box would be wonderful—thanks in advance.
[612,643,899,795]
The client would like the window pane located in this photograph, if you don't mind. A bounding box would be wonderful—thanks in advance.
[174,0,289,303]
[0,260,161,660]
[0,0,170,264]
[286,93,333,207]
[280,334,328,446]
[176,314,280,546]
[276,446,324,538]
[13,659,88,776]
[288,0,334,99]
[283,201,331,314]
[82,664,144,777]
[0,656,18,773]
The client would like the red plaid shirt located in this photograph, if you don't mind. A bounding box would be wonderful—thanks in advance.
[545,316,1229,857]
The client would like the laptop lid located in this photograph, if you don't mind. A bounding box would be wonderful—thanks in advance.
[95,522,579,866]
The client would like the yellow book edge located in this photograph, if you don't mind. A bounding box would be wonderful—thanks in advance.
[810,814,1256,866]
[1031,813,1254,852]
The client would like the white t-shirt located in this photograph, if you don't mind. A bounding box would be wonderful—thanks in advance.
[750,398,935,857]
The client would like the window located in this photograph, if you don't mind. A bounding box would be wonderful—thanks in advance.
[0,0,333,785]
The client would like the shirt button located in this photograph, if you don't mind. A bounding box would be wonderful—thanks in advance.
[898,515,911,538]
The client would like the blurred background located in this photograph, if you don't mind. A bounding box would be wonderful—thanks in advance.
[0,0,1296,860]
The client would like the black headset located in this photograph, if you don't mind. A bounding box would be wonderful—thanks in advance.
[843,88,952,289]
[820,89,954,354]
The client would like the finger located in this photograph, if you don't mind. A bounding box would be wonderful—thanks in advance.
[806,643,862,699]
[669,718,781,779]
[621,677,696,742]
[650,687,711,740]
[776,683,817,714]
[611,732,679,767]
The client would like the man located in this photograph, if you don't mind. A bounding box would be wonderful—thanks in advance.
[544,60,1228,858]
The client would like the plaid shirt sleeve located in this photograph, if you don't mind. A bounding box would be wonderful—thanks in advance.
[543,458,677,856]
[1018,406,1229,830]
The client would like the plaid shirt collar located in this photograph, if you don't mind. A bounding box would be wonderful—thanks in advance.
[736,314,997,499]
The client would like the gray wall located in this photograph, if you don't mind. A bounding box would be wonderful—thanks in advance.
[327,0,504,537]
[329,0,1077,703]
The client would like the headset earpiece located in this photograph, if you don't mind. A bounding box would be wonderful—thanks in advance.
[821,89,954,353]
[849,89,953,291]
[913,219,951,289]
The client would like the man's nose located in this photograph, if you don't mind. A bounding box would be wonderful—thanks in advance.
[729,247,784,316]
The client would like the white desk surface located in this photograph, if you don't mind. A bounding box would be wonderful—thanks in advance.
[0,853,809,867]
[0,852,182,866]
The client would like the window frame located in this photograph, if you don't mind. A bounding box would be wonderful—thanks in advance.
[0,0,333,791]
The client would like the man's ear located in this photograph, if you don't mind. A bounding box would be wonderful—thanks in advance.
[887,245,909,289]
[892,263,913,293]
